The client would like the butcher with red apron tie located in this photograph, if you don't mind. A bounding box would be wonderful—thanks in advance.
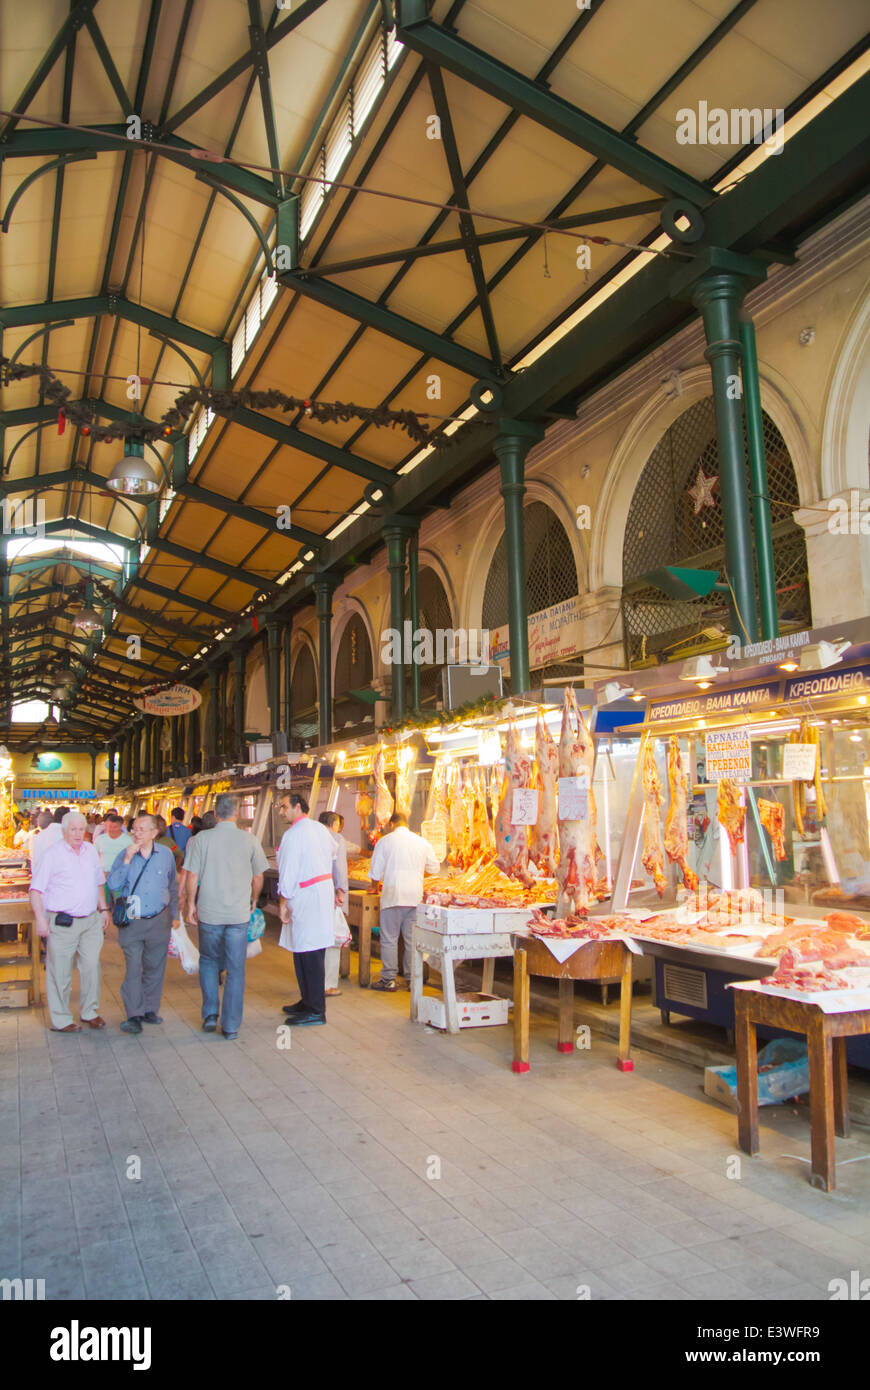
[277,791,341,1026]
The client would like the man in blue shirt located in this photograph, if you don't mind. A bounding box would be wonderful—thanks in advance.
[167,807,192,854]
[108,812,180,1035]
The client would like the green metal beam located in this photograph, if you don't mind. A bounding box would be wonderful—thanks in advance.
[176,481,322,550]
[1,152,97,233]
[83,13,133,117]
[227,406,398,487]
[307,199,666,277]
[276,271,496,380]
[0,294,222,355]
[144,536,279,592]
[247,1,283,199]
[131,577,234,622]
[0,0,99,142]
[397,5,711,203]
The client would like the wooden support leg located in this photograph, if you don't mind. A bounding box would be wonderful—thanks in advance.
[30,918,42,1005]
[832,1036,850,1139]
[512,947,530,1073]
[558,978,574,1053]
[734,994,759,1157]
[481,957,495,994]
[616,947,634,1072]
[339,944,351,979]
[441,946,460,1034]
[409,931,423,1024]
[359,918,371,988]
[807,1017,836,1192]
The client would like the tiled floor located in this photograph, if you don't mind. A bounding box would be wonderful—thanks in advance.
[1,930,868,1301]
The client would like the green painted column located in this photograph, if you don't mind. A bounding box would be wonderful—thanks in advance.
[740,314,779,640]
[206,665,220,771]
[170,713,180,776]
[233,647,246,764]
[187,704,198,776]
[142,715,152,785]
[383,522,414,720]
[267,621,283,738]
[314,575,338,746]
[408,535,421,713]
[283,623,292,747]
[692,273,759,646]
[494,421,544,696]
[132,720,141,787]
[106,741,115,795]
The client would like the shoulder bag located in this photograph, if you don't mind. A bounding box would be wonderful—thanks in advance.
[113,853,155,928]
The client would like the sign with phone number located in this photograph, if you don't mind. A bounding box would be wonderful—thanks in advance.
[705,730,752,782]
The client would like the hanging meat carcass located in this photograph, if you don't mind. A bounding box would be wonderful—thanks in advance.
[641,742,667,897]
[395,743,415,818]
[371,745,393,842]
[758,797,787,861]
[717,778,745,854]
[473,767,495,857]
[555,690,597,915]
[664,736,699,892]
[494,719,534,884]
[529,715,559,877]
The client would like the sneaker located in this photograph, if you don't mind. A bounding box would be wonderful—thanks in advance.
[141,1012,162,1024]
[371,978,397,992]
[202,1016,218,1033]
[120,1018,142,1035]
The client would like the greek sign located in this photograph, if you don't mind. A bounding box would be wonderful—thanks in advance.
[705,729,752,782]
[133,684,202,716]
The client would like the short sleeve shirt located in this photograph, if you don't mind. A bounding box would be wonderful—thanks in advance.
[184,821,269,925]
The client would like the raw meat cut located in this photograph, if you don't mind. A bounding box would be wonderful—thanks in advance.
[758,797,787,861]
[717,778,745,855]
[529,715,559,876]
[372,745,393,841]
[641,742,667,896]
[494,719,534,884]
[555,689,597,916]
[664,736,699,891]
[395,743,415,817]
[761,949,851,992]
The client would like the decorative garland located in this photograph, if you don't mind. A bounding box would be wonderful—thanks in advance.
[381,691,507,737]
[1,356,455,451]
[90,576,204,642]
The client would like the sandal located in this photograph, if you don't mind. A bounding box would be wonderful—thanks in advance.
[371,978,397,992]
[325,987,342,996]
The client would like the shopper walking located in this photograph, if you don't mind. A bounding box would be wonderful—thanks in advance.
[182,793,267,1040]
[167,807,191,854]
[277,792,341,1026]
[154,814,185,872]
[30,808,62,870]
[318,811,348,997]
[95,812,133,874]
[29,810,111,1032]
[107,813,180,1035]
[369,812,439,991]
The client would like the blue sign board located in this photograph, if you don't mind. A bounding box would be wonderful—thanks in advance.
[784,663,870,703]
[648,680,781,723]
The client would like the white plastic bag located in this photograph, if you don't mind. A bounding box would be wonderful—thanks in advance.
[246,937,262,959]
[169,920,200,975]
[334,906,351,947]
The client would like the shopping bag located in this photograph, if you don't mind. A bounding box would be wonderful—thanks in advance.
[246,938,262,959]
[169,920,200,975]
[248,907,266,942]
[334,905,351,947]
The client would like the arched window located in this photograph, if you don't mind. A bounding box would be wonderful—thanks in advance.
[622,396,810,663]
[482,501,580,689]
[290,643,318,745]
[405,565,454,709]
[333,614,375,733]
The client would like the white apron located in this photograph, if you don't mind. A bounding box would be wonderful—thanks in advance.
[276,817,337,953]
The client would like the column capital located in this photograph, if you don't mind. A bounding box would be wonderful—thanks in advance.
[669,247,769,305]
[493,420,545,450]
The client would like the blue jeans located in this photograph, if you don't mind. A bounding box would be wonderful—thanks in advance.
[198,922,248,1033]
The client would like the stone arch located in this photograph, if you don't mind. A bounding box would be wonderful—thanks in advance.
[244,647,268,734]
[821,285,870,496]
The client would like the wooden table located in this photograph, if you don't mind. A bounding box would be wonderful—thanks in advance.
[346,889,380,988]
[410,923,515,1033]
[0,899,40,1006]
[512,935,634,1074]
[734,986,870,1191]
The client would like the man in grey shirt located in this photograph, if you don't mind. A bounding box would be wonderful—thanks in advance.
[182,793,268,1040]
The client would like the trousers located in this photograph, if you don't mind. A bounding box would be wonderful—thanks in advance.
[294,947,326,1016]
[324,945,341,991]
[119,907,171,1020]
[378,905,417,982]
[198,922,248,1034]
[45,910,103,1029]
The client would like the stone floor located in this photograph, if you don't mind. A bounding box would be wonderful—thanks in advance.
[1,929,868,1301]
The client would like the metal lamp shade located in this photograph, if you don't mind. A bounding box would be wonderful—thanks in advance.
[106,438,160,495]
[74,606,103,633]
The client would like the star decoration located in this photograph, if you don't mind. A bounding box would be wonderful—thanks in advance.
[688,467,719,514]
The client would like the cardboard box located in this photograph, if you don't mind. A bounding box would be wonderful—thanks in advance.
[419,904,496,935]
[420,992,510,1030]
[0,979,30,1009]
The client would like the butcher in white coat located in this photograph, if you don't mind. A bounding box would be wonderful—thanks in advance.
[276,790,341,1026]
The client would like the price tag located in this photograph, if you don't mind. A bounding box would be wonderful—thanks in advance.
[705,730,751,782]
[421,819,447,861]
[781,742,817,781]
[511,788,539,825]
[558,775,589,819]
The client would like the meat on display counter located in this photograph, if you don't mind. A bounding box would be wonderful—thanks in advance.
[603,659,870,1067]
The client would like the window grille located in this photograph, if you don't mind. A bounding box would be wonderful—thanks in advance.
[404,566,454,708]
[290,644,318,738]
[333,614,374,730]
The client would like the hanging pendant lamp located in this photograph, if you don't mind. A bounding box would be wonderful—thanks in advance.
[106,437,160,496]
[74,604,103,633]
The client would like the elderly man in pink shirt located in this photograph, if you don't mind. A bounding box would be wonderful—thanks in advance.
[30,810,111,1033]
